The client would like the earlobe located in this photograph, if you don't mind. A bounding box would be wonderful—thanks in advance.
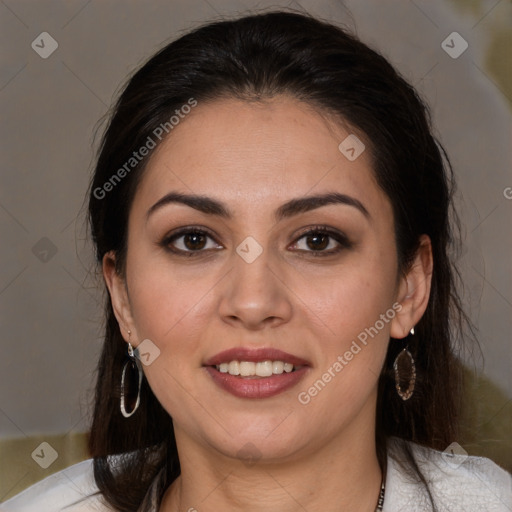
[102,251,137,342]
[390,235,433,339]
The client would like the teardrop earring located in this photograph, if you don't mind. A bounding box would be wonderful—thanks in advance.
[393,327,416,401]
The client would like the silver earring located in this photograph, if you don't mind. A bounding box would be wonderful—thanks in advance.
[393,327,416,401]
[120,342,143,418]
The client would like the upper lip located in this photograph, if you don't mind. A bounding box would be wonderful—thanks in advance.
[204,347,311,367]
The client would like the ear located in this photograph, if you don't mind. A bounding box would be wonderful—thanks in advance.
[102,250,138,343]
[390,234,433,339]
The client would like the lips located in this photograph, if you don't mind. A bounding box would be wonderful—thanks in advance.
[203,347,311,399]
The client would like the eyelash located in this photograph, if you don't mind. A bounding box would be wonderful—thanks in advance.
[159,225,352,258]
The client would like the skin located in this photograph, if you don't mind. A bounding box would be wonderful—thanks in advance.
[103,95,433,512]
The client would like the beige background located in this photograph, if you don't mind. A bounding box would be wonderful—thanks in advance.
[1,0,511,501]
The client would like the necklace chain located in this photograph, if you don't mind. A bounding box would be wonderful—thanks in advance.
[375,479,385,511]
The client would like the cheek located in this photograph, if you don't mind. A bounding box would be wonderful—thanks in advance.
[125,254,218,361]
[303,249,397,343]
[125,260,219,419]
[293,250,397,404]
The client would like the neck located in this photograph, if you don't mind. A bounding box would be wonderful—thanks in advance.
[161,420,383,512]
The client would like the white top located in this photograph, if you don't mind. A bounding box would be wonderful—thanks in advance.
[1,440,511,511]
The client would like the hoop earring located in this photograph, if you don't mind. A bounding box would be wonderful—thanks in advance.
[120,342,143,418]
[393,328,416,401]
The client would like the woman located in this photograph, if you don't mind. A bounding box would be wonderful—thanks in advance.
[3,10,511,512]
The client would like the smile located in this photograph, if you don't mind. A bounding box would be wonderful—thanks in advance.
[204,347,310,399]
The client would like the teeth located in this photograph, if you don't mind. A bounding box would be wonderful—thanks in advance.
[215,360,298,377]
[284,362,293,373]
[228,361,240,376]
[273,361,284,374]
[256,360,273,377]
[239,361,255,376]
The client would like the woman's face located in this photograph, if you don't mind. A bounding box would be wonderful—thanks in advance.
[107,95,420,463]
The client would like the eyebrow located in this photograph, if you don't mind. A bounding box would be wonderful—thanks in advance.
[146,191,370,222]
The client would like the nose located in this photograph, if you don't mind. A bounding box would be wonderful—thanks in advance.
[217,243,293,331]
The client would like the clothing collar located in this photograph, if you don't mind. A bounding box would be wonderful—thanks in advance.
[137,464,166,511]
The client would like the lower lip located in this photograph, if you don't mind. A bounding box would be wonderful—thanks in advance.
[204,366,309,399]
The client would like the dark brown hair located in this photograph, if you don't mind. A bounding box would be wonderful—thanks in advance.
[87,10,468,511]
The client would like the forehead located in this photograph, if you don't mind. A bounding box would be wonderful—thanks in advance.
[131,96,391,221]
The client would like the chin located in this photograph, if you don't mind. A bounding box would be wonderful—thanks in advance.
[195,412,315,463]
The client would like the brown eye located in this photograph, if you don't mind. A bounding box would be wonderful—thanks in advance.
[161,228,222,256]
[182,232,207,250]
[291,227,352,256]
[305,232,330,251]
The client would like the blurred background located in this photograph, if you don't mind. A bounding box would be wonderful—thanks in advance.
[1,0,511,501]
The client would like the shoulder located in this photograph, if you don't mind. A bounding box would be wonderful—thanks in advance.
[0,459,112,512]
[384,438,512,512]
